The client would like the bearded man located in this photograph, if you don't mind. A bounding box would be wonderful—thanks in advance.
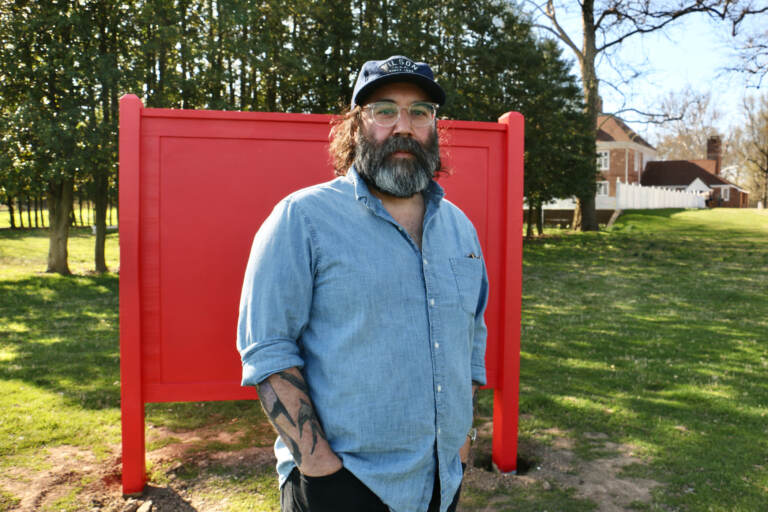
[237,55,488,512]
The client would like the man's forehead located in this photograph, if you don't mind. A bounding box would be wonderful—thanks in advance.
[364,81,431,104]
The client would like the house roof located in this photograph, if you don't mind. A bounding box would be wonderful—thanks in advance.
[642,160,737,188]
[597,115,655,150]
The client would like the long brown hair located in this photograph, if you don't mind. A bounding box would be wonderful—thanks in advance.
[328,107,362,177]
[328,106,450,177]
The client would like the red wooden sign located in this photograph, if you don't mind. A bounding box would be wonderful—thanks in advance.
[119,94,523,494]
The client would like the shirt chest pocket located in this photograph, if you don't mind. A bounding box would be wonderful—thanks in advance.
[449,257,484,314]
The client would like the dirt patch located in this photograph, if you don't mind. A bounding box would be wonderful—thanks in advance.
[462,421,662,511]
[0,427,276,512]
[0,445,122,511]
[2,422,661,511]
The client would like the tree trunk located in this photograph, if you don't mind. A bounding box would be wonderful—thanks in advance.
[26,195,32,227]
[572,202,582,231]
[763,170,768,207]
[78,193,84,226]
[34,196,39,227]
[94,173,108,273]
[535,203,544,236]
[17,198,24,228]
[578,0,599,231]
[46,178,74,275]
[526,205,535,239]
[6,201,15,229]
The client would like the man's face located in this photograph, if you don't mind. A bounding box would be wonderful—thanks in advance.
[354,82,441,198]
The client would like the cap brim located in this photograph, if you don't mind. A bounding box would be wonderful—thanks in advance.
[353,72,446,107]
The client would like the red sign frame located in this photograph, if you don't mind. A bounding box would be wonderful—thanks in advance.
[118,94,523,494]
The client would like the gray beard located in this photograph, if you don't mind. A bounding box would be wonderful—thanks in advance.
[354,129,441,198]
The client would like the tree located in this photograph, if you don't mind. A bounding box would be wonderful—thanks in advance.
[523,39,594,237]
[79,0,127,273]
[528,0,725,231]
[653,89,728,161]
[715,0,768,87]
[739,94,768,206]
[1,0,595,266]
[0,1,94,274]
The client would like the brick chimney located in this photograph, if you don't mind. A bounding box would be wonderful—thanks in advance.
[707,136,722,175]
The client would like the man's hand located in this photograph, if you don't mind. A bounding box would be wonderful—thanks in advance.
[459,436,471,464]
[461,383,480,465]
[257,367,342,476]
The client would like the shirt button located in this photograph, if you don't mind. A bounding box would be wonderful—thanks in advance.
[429,298,435,306]
[423,258,428,265]
[437,428,442,435]
[434,342,439,349]
[437,385,442,392]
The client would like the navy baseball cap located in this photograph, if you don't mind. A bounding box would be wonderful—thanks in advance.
[351,55,446,108]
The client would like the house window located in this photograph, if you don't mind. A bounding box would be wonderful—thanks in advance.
[597,181,610,196]
[722,187,730,201]
[597,151,609,171]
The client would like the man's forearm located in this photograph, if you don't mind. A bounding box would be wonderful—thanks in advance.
[257,367,342,476]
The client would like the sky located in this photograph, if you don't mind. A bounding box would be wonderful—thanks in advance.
[530,4,763,146]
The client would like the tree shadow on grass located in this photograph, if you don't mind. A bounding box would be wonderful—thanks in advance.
[519,215,768,509]
[0,273,121,410]
[139,485,199,511]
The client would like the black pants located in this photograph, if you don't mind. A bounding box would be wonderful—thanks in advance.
[281,467,462,512]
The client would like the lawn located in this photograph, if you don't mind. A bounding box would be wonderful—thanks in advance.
[0,208,766,511]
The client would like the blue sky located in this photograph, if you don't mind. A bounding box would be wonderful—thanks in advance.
[533,6,761,144]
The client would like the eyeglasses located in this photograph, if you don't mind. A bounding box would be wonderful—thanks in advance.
[363,101,439,128]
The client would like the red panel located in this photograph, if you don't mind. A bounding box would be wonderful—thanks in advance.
[119,99,524,492]
[492,112,525,473]
[157,136,333,386]
[119,95,146,494]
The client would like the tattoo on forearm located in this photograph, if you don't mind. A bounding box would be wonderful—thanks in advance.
[297,398,326,454]
[258,380,296,428]
[277,371,310,395]
[257,371,328,467]
[278,424,303,467]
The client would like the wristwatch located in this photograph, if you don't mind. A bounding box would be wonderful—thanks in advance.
[467,427,477,443]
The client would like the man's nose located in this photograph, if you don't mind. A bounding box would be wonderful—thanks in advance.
[392,107,415,137]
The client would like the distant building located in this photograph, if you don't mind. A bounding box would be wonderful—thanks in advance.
[641,137,749,208]
[596,114,658,197]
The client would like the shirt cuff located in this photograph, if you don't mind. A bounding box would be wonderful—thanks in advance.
[471,364,487,387]
[240,337,305,386]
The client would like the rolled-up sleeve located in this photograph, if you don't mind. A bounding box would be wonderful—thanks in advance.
[471,246,489,387]
[237,198,315,386]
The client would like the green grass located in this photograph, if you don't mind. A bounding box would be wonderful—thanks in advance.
[0,228,123,467]
[516,208,768,511]
[0,226,277,510]
[1,209,767,511]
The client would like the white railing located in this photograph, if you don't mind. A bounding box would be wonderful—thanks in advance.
[531,179,706,211]
[615,180,705,209]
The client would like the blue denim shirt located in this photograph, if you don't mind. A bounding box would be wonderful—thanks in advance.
[237,168,488,512]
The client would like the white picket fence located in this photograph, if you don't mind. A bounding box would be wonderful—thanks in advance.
[614,180,706,209]
[536,180,706,210]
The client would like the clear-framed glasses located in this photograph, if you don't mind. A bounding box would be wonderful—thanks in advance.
[364,101,439,128]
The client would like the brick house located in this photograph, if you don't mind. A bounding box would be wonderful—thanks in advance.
[596,114,658,197]
[641,137,750,208]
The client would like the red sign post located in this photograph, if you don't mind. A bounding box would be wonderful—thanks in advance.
[118,94,523,494]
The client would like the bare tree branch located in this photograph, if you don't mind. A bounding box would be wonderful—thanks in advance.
[597,4,716,53]
[543,0,583,60]
[613,107,685,124]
